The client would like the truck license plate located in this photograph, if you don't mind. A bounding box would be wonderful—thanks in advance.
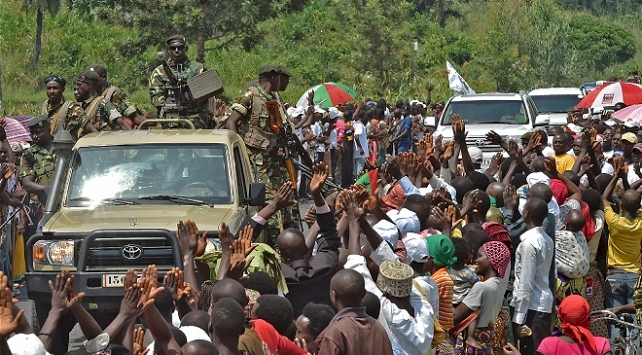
[102,274,125,288]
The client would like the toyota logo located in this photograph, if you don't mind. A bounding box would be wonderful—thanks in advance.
[122,245,142,260]
[475,139,486,147]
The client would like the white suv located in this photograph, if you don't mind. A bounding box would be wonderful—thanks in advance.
[426,92,547,165]
[528,87,583,127]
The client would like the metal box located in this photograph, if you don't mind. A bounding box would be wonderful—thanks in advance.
[188,69,225,102]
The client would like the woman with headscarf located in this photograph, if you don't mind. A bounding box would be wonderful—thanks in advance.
[537,295,611,355]
[453,241,511,355]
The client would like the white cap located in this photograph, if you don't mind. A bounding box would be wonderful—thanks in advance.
[403,232,429,264]
[286,106,296,118]
[293,106,306,117]
[328,107,342,119]
[387,208,421,237]
[468,146,483,164]
[314,106,326,114]
[373,220,401,246]
[8,334,49,355]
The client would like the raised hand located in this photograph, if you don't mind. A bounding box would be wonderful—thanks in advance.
[462,189,482,213]
[350,184,371,207]
[452,114,467,142]
[503,185,518,210]
[485,130,503,145]
[2,163,16,179]
[163,267,190,302]
[303,206,316,226]
[489,152,504,170]
[434,134,444,156]
[431,206,452,235]
[219,222,233,255]
[49,272,84,314]
[187,220,207,257]
[339,190,365,219]
[310,162,329,196]
[138,265,163,311]
[441,141,455,162]
[273,181,296,210]
[507,139,521,160]
[427,186,446,206]
[236,224,257,258]
[445,204,464,229]
[0,283,22,337]
[544,156,558,177]
[307,90,315,106]
[176,220,198,257]
[123,269,138,291]
[133,327,149,355]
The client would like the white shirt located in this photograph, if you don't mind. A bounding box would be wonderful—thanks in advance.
[329,128,338,149]
[345,255,434,355]
[627,163,640,185]
[510,226,554,323]
[542,146,555,158]
[311,122,325,153]
[353,120,369,158]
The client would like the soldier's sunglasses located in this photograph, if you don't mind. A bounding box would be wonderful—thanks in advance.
[169,45,185,51]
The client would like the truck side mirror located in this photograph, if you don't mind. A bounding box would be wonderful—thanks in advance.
[534,114,550,126]
[248,183,266,206]
[424,116,436,127]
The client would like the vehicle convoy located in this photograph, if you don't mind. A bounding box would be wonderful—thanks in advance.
[528,87,584,130]
[426,92,548,165]
[25,126,264,328]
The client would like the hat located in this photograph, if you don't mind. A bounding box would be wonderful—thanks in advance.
[258,64,292,78]
[382,184,406,209]
[426,234,457,267]
[179,326,211,343]
[314,106,326,114]
[75,69,100,84]
[44,75,66,87]
[293,106,306,117]
[527,171,550,188]
[633,143,642,153]
[328,107,342,119]
[166,34,187,46]
[28,115,49,128]
[7,333,48,355]
[376,260,414,298]
[387,208,420,237]
[88,64,107,77]
[621,132,638,144]
[403,232,429,264]
[482,241,511,278]
[483,222,512,253]
[468,147,483,164]
[373,220,401,246]
[286,106,296,118]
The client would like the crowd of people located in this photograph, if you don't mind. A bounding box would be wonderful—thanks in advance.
[1,34,642,355]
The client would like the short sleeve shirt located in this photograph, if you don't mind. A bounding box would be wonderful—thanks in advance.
[462,277,503,328]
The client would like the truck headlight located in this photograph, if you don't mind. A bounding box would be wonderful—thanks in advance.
[34,240,75,266]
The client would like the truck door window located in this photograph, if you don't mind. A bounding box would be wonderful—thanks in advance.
[233,146,247,203]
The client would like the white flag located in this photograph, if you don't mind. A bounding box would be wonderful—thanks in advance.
[446,61,475,95]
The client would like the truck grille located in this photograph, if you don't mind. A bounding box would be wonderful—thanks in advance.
[81,236,175,271]
[464,137,501,153]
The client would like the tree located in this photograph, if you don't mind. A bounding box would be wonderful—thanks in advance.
[568,14,636,73]
[23,0,62,69]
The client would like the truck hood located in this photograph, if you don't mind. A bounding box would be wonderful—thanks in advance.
[43,205,234,234]
[435,123,532,139]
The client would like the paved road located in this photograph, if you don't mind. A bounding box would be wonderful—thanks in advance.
[16,200,314,351]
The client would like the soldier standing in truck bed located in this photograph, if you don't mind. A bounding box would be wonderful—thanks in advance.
[41,75,97,140]
[88,64,148,126]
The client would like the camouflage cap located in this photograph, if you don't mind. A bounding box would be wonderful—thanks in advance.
[258,64,292,78]
[28,115,50,128]
[88,64,107,77]
[166,35,187,46]
[76,69,100,84]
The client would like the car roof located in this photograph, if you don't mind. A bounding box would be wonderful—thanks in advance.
[449,93,524,102]
[74,129,243,148]
[528,87,582,96]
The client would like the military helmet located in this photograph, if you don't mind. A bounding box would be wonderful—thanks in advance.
[258,64,292,78]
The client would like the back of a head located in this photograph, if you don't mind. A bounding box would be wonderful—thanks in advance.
[596,173,613,193]
[462,228,490,259]
[241,271,279,295]
[276,228,307,262]
[622,189,642,214]
[486,182,506,206]
[451,237,471,268]
[331,269,366,308]
[402,194,431,227]
[582,189,603,212]
[197,280,217,311]
[451,177,476,204]
[525,197,548,226]
[467,171,490,191]
[171,328,188,347]
[182,340,219,355]
[530,183,553,203]
[301,302,336,338]
[155,287,175,322]
[180,310,211,334]
[254,294,294,335]
[531,156,546,172]
[562,170,581,187]
[361,291,381,319]
[565,209,586,233]
[210,298,246,340]
[511,173,527,188]
[211,278,248,307]
[474,190,491,216]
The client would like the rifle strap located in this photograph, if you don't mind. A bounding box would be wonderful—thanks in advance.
[247,86,263,126]
[50,100,73,135]
[40,101,48,115]
[102,86,118,102]
[85,96,105,125]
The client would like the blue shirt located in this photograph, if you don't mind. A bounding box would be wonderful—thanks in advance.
[399,115,412,142]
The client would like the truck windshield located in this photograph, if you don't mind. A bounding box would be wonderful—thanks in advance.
[441,100,528,125]
[66,144,232,206]
[531,95,581,113]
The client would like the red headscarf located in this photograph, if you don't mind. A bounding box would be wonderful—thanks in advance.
[482,222,513,253]
[550,179,568,205]
[559,295,596,351]
[482,241,511,278]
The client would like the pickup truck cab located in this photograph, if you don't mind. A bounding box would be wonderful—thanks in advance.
[427,92,547,165]
[528,87,583,129]
[25,128,263,327]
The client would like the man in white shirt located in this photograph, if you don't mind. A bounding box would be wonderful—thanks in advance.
[510,197,554,355]
[352,114,369,179]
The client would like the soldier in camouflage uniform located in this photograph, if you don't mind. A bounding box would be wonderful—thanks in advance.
[148,35,212,128]
[73,70,132,131]
[20,116,56,199]
[88,64,148,126]
[225,64,301,246]
[41,75,97,140]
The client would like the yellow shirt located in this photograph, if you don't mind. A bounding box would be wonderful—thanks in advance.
[554,153,575,173]
[605,206,642,273]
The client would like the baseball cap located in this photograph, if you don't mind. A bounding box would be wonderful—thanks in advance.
[622,132,638,144]
[7,333,48,355]
[373,220,401,246]
[403,232,429,264]
[387,208,420,237]
[468,146,483,164]
[633,143,642,153]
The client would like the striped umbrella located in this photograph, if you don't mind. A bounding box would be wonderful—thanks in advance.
[576,82,642,109]
[3,117,31,143]
[296,82,357,108]
[612,104,642,124]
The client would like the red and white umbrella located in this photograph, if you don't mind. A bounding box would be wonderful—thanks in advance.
[576,82,642,109]
[2,117,31,143]
[612,104,642,124]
